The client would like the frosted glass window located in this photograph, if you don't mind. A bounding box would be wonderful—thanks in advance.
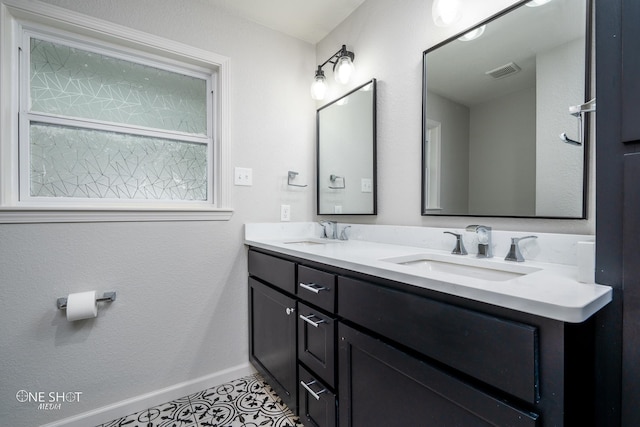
[30,38,208,135]
[21,32,213,203]
[30,123,207,200]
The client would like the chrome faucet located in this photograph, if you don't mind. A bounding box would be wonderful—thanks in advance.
[339,225,351,241]
[505,235,538,262]
[319,220,338,239]
[444,231,467,255]
[466,224,493,258]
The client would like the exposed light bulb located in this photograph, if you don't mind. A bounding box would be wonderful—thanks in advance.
[334,55,355,84]
[525,0,552,7]
[310,73,327,100]
[458,25,486,41]
[432,0,462,27]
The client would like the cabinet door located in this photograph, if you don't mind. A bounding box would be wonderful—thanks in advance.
[621,0,640,142]
[338,323,538,427]
[249,278,297,412]
[623,152,640,424]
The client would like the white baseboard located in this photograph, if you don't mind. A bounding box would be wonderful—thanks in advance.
[40,363,256,427]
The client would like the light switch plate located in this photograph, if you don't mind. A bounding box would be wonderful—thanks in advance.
[234,167,253,186]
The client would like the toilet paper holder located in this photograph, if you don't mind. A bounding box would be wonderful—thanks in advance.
[57,291,117,310]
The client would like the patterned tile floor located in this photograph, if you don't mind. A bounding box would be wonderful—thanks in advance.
[97,373,304,427]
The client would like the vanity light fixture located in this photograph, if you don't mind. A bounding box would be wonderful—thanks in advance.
[311,44,356,100]
[458,25,486,41]
[525,0,553,7]
[432,0,462,27]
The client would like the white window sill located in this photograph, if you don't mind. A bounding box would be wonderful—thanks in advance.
[0,207,234,223]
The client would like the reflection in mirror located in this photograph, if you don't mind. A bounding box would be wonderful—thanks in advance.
[317,79,376,215]
[422,0,591,218]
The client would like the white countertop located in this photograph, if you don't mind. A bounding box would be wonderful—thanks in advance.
[245,224,612,323]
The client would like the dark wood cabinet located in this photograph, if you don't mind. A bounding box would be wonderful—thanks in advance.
[595,0,640,423]
[248,276,298,412]
[338,323,539,427]
[248,247,595,426]
[249,249,339,425]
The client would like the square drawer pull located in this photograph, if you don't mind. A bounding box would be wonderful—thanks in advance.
[299,313,326,327]
[300,379,327,400]
[299,282,328,293]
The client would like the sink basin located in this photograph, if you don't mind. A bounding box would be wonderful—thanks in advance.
[283,238,343,246]
[381,253,541,282]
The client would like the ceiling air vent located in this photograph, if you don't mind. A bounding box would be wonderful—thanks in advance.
[485,62,521,79]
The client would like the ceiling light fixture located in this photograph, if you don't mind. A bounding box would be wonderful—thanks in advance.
[458,25,486,41]
[432,0,462,27]
[310,44,355,100]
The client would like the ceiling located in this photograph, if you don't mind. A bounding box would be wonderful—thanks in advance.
[208,0,366,44]
[426,0,587,106]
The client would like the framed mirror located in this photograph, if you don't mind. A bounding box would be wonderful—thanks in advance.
[422,0,591,218]
[317,79,377,215]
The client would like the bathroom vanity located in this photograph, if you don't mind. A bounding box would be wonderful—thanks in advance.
[246,224,611,427]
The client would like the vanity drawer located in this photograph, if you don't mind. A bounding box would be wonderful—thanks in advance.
[338,276,539,404]
[298,265,336,312]
[298,302,336,388]
[248,250,296,294]
[299,365,337,427]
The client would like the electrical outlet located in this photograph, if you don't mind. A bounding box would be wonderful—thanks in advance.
[361,178,372,193]
[280,204,291,221]
[234,167,253,186]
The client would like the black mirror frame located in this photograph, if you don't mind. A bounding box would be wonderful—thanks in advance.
[421,0,593,219]
[317,78,377,216]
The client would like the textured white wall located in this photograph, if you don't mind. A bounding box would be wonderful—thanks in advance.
[0,0,316,426]
[316,0,595,234]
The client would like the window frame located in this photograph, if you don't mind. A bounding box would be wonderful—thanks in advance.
[0,0,233,223]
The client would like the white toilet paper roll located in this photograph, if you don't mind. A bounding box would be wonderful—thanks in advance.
[66,291,98,321]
